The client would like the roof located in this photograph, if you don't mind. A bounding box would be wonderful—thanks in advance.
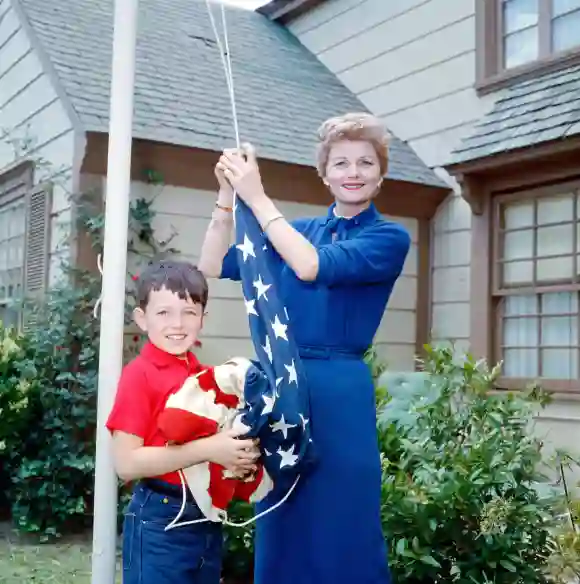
[447,63,580,167]
[14,0,446,189]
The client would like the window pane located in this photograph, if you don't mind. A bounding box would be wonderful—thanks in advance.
[503,349,539,377]
[503,229,534,259]
[552,0,580,18]
[504,0,539,32]
[537,194,574,224]
[537,257,573,281]
[541,316,578,345]
[541,290,578,313]
[504,316,539,345]
[542,348,578,378]
[552,9,580,52]
[537,224,575,281]
[505,27,539,68]
[0,198,26,318]
[537,224,574,257]
[0,304,20,329]
[505,294,537,315]
[503,260,534,284]
[503,200,534,228]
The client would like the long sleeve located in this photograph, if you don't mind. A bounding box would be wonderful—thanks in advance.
[314,221,411,286]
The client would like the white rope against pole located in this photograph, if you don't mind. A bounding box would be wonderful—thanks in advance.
[204,0,241,151]
[93,1,238,321]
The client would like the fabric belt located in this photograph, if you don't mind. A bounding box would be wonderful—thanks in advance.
[297,344,364,361]
[141,478,194,501]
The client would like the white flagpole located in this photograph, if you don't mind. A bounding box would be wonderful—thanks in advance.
[91,0,139,582]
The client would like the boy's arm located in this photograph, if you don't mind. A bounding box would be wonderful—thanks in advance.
[106,362,257,481]
[111,428,256,482]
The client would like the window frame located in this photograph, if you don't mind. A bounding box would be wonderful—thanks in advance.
[0,160,51,331]
[0,161,33,329]
[490,180,580,393]
[476,0,580,94]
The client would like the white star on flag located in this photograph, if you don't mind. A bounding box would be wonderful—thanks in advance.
[236,234,256,262]
[271,414,296,439]
[299,413,309,429]
[271,315,288,341]
[253,275,271,300]
[262,392,275,415]
[278,445,299,468]
[262,336,273,362]
[285,360,297,385]
[245,298,258,316]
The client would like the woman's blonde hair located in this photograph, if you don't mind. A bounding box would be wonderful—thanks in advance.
[315,112,389,178]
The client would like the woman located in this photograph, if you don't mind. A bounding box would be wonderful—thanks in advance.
[198,113,410,584]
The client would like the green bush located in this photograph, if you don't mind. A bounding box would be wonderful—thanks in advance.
[0,324,41,512]
[1,185,166,538]
[221,501,255,583]
[6,271,102,537]
[377,344,580,584]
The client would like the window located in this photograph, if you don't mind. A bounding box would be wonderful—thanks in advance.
[492,185,580,388]
[0,197,26,327]
[0,162,50,329]
[477,0,580,89]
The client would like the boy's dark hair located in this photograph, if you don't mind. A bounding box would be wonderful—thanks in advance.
[136,260,209,309]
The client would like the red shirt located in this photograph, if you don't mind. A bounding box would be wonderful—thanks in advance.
[106,341,205,485]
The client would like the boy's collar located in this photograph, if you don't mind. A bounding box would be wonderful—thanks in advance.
[141,340,200,369]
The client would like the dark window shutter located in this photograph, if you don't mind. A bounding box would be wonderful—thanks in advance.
[24,183,51,295]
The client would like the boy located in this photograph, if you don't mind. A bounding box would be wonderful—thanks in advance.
[106,260,258,584]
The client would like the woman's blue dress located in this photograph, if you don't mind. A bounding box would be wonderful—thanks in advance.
[220,202,411,584]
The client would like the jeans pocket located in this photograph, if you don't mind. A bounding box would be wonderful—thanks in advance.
[143,490,204,527]
[122,512,136,571]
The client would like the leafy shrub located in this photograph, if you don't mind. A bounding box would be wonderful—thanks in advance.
[221,501,255,583]
[377,344,580,584]
[1,182,167,537]
[0,324,41,513]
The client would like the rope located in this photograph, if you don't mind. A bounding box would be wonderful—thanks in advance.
[165,0,302,531]
[93,253,103,318]
[92,0,301,530]
[165,469,300,531]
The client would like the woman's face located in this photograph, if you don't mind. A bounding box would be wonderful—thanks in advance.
[324,139,382,208]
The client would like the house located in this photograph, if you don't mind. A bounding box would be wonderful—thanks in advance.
[0,0,449,368]
[261,0,580,460]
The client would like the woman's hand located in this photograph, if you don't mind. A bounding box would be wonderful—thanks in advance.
[215,149,235,192]
[217,143,268,209]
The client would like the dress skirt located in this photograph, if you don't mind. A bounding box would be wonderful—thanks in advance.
[253,352,391,584]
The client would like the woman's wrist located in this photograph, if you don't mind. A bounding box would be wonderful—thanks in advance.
[217,188,234,207]
[250,193,282,226]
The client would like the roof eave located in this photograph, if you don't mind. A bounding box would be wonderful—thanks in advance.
[444,135,580,178]
[258,0,327,23]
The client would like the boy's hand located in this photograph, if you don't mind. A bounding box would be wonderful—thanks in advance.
[204,428,260,474]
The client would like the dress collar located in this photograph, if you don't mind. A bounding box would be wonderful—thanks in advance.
[141,340,201,370]
[324,202,380,228]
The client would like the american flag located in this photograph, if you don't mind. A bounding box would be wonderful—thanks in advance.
[232,197,316,496]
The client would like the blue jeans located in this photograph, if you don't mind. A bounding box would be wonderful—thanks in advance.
[122,481,223,584]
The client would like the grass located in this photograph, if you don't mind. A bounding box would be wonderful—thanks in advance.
[0,526,122,583]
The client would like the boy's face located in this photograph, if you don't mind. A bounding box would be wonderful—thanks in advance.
[134,286,204,355]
